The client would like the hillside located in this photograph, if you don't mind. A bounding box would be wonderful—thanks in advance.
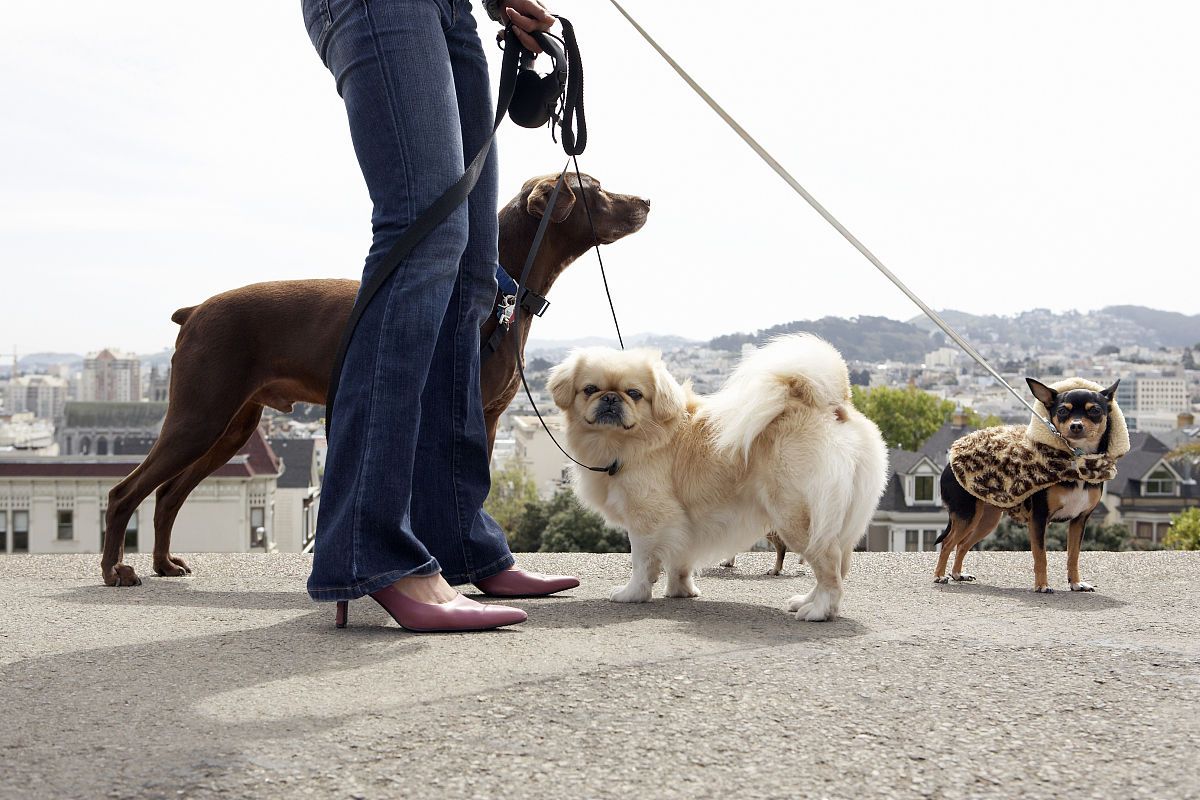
[709,315,941,363]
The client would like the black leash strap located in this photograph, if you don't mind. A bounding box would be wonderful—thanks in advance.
[323,30,524,438]
[557,17,587,156]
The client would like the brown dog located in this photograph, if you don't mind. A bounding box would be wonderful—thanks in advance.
[100,173,650,586]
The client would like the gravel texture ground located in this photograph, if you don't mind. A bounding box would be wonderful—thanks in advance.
[1,551,1197,800]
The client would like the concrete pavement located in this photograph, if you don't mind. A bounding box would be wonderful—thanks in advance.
[1,551,1198,800]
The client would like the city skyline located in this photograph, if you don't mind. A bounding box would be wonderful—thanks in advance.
[3,1,1199,353]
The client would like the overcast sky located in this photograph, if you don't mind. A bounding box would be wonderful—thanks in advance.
[2,1,1197,358]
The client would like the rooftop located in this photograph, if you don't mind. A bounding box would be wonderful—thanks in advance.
[1,552,1196,799]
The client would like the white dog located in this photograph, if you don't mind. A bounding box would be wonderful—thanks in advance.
[547,334,888,621]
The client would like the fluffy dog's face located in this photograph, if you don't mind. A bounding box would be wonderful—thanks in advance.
[548,348,685,443]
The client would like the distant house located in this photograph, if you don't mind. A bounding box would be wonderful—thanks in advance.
[1103,432,1199,545]
[0,428,281,555]
[866,419,1199,552]
[867,419,974,552]
[268,437,322,553]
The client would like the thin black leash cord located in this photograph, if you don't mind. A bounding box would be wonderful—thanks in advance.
[572,153,624,349]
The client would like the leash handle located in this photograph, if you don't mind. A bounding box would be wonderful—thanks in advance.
[555,16,587,156]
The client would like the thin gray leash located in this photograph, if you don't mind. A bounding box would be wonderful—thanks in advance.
[606,0,1079,455]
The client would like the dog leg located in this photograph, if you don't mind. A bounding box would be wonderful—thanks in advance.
[102,393,253,587]
[1030,509,1052,593]
[151,403,265,577]
[788,547,842,621]
[610,535,661,603]
[1067,512,1094,592]
[664,562,700,598]
[951,504,1003,583]
[934,516,968,584]
[769,539,787,576]
[718,556,736,569]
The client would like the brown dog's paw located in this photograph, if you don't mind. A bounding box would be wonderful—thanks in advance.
[153,555,192,578]
[105,563,143,587]
[1034,585,1054,594]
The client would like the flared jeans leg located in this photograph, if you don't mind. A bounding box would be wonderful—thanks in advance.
[303,0,513,601]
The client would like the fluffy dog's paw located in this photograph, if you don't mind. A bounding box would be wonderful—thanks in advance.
[790,601,832,622]
[104,563,142,587]
[609,584,652,603]
[153,555,192,578]
[1070,581,1095,592]
[664,581,700,599]
[933,576,950,585]
[1035,585,1054,594]
[951,573,976,582]
[718,558,735,568]
[785,592,813,612]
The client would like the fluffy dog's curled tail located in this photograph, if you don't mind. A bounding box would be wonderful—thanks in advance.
[705,334,852,460]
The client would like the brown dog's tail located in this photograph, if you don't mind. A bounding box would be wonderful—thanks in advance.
[171,306,197,326]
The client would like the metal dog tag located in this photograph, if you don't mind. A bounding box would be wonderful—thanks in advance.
[497,294,516,327]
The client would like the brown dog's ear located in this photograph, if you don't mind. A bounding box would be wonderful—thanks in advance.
[650,358,685,424]
[526,178,577,223]
[1026,378,1058,408]
[1100,379,1120,401]
[547,356,578,410]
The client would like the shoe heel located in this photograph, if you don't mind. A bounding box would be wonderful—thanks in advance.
[335,600,348,629]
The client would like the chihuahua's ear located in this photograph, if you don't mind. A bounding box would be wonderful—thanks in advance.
[547,356,578,410]
[1100,379,1120,401]
[526,178,577,223]
[1026,378,1058,408]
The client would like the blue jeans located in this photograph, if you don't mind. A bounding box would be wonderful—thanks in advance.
[302,0,514,600]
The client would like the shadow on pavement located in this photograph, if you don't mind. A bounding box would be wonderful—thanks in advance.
[931,580,1127,610]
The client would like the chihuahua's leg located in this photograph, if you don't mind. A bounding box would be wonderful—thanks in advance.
[933,517,964,584]
[951,504,1003,582]
[1029,504,1053,593]
[1067,511,1095,592]
[610,533,662,603]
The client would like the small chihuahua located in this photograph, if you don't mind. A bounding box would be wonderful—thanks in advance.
[935,377,1120,593]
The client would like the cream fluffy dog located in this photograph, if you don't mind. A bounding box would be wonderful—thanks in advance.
[547,334,889,621]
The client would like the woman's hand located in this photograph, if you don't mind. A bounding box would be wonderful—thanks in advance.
[502,0,554,53]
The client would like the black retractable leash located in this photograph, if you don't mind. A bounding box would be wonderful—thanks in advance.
[324,17,621,476]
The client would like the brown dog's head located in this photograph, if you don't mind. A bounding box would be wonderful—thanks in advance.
[521,172,650,245]
[548,347,685,453]
[1027,377,1119,454]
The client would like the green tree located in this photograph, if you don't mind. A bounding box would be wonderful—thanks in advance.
[1164,508,1200,551]
[538,490,629,553]
[852,385,952,451]
[484,461,539,536]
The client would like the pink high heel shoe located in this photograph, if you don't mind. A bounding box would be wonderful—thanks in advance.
[335,585,527,632]
[473,567,580,597]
